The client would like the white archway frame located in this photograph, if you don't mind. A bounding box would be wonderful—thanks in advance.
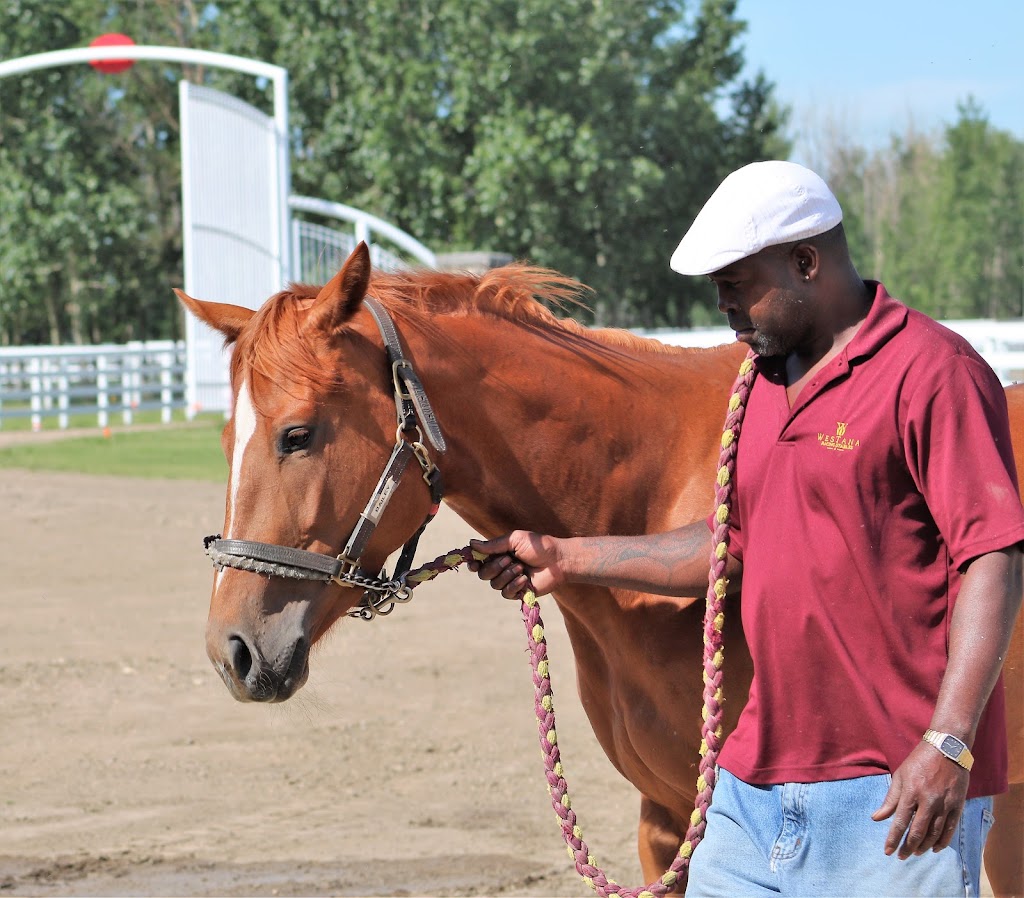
[0,44,291,284]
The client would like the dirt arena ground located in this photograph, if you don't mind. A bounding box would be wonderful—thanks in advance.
[0,467,643,897]
[0,464,998,897]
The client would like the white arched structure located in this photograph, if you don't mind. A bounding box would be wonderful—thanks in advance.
[0,45,291,286]
[0,44,437,416]
[0,45,291,415]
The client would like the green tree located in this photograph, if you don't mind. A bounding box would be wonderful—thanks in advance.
[202,0,789,326]
[1,0,786,342]
[0,0,190,345]
[816,101,1024,321]
[933,100,1024,318]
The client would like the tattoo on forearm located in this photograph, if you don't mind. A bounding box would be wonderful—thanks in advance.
[582,528,711,594]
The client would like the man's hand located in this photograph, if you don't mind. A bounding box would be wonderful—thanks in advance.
[871,741,970,859]
[469,531,565,600]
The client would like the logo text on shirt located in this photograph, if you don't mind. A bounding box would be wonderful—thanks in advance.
[818,421,861,452]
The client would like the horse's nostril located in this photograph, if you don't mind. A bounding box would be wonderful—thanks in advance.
[285,637,308,683]
[227,635,253,680]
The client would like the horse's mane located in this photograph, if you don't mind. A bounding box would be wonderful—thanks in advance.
[235,264,685,389]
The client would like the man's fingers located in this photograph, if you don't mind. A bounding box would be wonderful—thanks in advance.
[501,575,530,601]
[470,552,532,600]
[890,795,958,859]
[470,535,513,559]
[910,813,948,856]
[884,807,915,858]
[871,780,900,823]
[875,780,916,858]
[874,750,968,860]
[933,815,959,852]
[493,561,527,598]
[899,808,938,859]
[477,553,521,585]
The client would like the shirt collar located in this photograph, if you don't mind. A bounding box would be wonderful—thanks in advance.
[751,281,907,385]
[844,281,908,363]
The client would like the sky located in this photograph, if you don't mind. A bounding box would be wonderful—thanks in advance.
[734,0,1024,163]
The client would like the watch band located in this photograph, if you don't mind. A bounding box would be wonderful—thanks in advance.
[923,728,975,771]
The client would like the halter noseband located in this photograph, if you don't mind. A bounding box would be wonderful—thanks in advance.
[203,297,447,621]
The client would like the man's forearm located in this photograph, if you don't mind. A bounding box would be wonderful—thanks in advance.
[929,547,1024,744]
[560,520,741,597]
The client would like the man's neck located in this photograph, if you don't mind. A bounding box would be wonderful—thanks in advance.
[784,281,873,402]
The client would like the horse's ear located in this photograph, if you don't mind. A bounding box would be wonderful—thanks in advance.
[309,241,371,333]
[174,289,254,345]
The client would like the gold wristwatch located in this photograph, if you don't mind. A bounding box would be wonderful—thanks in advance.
[923,729,974,771]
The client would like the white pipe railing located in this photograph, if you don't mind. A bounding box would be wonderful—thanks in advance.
[289,195,437,271]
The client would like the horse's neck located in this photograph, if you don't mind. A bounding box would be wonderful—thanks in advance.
[412,314,744,542]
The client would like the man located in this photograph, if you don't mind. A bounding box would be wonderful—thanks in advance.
[470,161,1024,896]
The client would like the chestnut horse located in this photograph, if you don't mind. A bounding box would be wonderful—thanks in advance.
[178,244,1023,897]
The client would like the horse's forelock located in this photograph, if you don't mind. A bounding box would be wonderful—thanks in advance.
[232,288,348,398]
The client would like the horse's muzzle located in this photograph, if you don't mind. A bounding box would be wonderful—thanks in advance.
[214,633,309,703]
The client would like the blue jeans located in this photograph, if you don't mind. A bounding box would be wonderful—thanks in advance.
[685,769,994,897]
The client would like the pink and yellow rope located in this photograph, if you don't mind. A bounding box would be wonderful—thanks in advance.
[400,351,758,896]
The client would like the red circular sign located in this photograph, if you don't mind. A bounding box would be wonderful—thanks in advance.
[89,33,136,75]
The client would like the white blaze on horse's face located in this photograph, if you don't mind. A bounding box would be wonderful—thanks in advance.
[218,379,257,589]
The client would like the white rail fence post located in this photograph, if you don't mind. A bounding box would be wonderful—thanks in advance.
[29,358,42,432]
[160,350,174,424]
[96,355,109,429]
[58,359,69,430]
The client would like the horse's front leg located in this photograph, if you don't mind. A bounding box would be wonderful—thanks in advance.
[986,781,1024,898]
[638,796,689,891]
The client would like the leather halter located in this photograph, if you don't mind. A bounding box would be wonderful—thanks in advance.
[203,297,447,621]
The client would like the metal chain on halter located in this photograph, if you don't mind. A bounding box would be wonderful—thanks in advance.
[399,351,758,897]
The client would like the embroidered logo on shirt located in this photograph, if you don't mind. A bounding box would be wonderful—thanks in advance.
[818,421,861,452]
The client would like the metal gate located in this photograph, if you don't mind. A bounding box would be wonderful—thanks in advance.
[179,82,287,415]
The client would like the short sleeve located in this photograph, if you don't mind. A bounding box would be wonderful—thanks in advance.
[902,351,1024,568]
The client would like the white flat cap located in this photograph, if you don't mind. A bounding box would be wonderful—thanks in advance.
[670,160,843,276]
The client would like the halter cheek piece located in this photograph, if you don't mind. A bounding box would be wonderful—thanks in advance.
[203,297,447,621]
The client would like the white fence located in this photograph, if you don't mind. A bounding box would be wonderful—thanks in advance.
[4,319,1024,432]
[0,341,187,431]
[635,318,1024,386]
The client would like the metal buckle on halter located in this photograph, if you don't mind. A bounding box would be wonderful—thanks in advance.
[393,423,437,485]
[331,555,361,589]
[391,358,413,378]
[413,445,437,484]
[392,359,416,423]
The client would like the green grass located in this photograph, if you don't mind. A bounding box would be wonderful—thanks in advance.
[0,420,228,481]
[0,406,194,432]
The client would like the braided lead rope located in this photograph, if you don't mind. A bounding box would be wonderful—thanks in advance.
[386,351,758,898]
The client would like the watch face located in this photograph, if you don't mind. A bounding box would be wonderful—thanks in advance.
[940,735,963,756]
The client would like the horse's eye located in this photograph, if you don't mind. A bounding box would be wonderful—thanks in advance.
[282,427,312,454]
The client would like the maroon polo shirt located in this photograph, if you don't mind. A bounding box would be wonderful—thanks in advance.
[719,282,1024,797]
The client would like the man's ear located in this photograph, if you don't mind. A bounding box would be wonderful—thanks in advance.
[793,244,819,281]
